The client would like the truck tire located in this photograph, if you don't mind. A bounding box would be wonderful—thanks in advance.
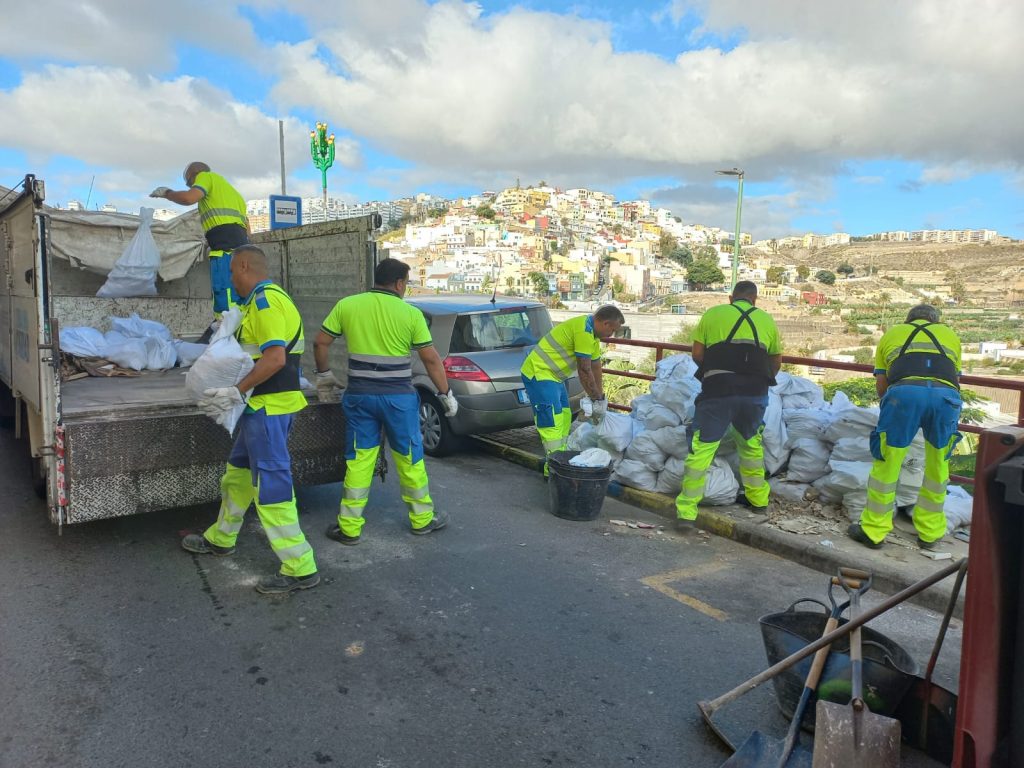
[418,390,458,457]
[30,455,46,500]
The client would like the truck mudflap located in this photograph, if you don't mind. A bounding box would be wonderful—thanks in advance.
[61,404,346,524]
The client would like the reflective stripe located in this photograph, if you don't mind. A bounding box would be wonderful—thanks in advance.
[681,484,704,498]
[867,476,898,495]
[273,541,313,562]
[200,207,246,226]
[914,496,946,514]
[350,368,413,379]
[921,476,946,495]
[886,343,958,363]
[532,345,572,381]
[739,458,763,471]
[683,466,705,481]
[864,497,893,514]
[409,500,433,515]
[264,522,304,541]
[742,476,767,487]
[542,437,566,451]
[343,486,371,500]
[351,352,410,365]
[401,485,430,500]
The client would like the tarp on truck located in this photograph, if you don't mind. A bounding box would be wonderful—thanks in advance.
[47,209,207,282]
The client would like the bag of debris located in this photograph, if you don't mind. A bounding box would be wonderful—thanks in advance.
[143,335,177,370]
[773,372,825,410]
[829,436,874,463]
[613,459,659,492]
[824,394,879,443]
[651,378,697,422]
[173,340,207,367]
[567,421,601,452]
[784,407,831,441]
[109,313,173,341]
[769,479,811,505]
[655,456,686,494]
[60,326,107,358]
[596,411,637,453]
[102,331,149,371]
[655,353,699,381]
[704,457,739,505]
[186,307,253,433]
[787,437,832,482]
[570,448,612,468]
[648,424,689,459]
[844,488,868,519]
[763,391,790,475]
[896,455,925,508]
[944,485,973,531]
[643,403,681,430]
[96,208,161,297]
[630,394,657,423]
[624,430,667,472]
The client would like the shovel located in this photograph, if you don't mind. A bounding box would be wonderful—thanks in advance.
[722,583,849,768]
[812,568,901,768]
[894,557,967,764]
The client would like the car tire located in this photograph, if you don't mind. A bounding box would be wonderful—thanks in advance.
[418,391,457,457]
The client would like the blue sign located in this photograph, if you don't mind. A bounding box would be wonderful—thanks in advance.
[269,195,302,229]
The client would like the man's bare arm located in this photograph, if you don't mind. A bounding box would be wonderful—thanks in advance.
[416,345,450,393]
[313,330,335,372]
[691,340,706,365]
[164,187,204,206]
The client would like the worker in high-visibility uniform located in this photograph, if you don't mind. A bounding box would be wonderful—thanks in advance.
[150,162,249,324]
[520,305,625,474]
[313,258,458,543]
[848,304,962,550]
[677,281,782,532]
[182,245,319,594]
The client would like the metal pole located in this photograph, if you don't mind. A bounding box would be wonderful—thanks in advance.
[278,120,286,195]
[732,173,744,289]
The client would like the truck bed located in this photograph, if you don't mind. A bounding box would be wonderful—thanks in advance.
[62,368,196,420]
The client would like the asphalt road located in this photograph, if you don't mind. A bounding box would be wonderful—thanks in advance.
[0,429,957,768]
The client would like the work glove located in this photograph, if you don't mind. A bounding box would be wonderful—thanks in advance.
[149,186,172,199]
[315,370,342,403]
[580,397,594,419]
[199,386,245,416]
[591,397,608,424]
[437,390,459,417]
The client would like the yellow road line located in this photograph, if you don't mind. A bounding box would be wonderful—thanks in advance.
[641,561,729,622]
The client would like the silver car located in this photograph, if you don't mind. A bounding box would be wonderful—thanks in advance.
[406,295,584,456]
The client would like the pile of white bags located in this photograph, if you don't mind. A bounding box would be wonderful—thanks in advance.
[185,307,252,433]
[59,313,200,371]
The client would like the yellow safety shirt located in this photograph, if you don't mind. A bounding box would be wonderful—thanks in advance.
[521,314,602,383]
[192,171,248,251]
[321,289,433,394]
[238,280,307,415]
[874,320,961,387]
[694,299,782,396]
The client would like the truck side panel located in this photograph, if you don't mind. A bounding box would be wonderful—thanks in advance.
[3,196,43,411]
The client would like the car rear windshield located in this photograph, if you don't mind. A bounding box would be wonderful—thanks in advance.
[448,307,553,353]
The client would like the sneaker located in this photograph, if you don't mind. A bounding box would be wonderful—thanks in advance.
[181,533,235,556]
[412,509,449,536]
[917,536,939,550]
[675,517,696,534]
[736,494,769,514]
[256,572,320,595]
[326,526,361,546]
[847,523,884,550]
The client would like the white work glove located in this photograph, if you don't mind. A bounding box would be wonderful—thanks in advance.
[591,397,608,424]
[199,386,245,416]
[437,390,459,417]
[315,370,342,403]
[580,397,594,419]
[149,186,172,199]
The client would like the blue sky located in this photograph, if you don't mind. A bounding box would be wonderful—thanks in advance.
[1,0,1021,239]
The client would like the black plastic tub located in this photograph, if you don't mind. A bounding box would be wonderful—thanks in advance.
[547,450,613,521]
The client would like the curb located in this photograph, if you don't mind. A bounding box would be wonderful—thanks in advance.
[473,436,964,617]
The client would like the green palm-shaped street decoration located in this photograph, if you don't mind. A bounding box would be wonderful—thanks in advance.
[310,122,336,213]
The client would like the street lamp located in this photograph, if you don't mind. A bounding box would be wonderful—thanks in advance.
[716,167,744,289]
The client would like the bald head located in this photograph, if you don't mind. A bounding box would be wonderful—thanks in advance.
[183,162,211,186]
[229,245,269,297]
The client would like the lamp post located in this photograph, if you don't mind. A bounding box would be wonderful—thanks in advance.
[716,167,744,289]
[310,122,336,216]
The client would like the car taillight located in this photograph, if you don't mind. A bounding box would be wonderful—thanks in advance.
[443,355,491,382]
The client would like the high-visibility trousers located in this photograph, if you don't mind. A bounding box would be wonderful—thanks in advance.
[204,409,317,578]
[521,374,572,476]
[676,393,769,521]
[209,250,242,315]
[339,392,436,537]
[861,382,962,545]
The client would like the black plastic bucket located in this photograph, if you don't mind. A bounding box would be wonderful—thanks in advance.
[547,450,613,521]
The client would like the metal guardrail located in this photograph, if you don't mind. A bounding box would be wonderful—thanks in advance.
[601,337,1024,486]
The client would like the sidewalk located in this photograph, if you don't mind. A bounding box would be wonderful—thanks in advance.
[474,427,968,617]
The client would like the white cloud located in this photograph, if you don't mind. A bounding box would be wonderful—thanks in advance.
[919,163,978,185]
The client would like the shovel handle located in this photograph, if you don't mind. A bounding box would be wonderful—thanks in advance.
[806,616,839,690]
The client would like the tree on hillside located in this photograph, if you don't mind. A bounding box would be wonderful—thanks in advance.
[528,271,549,297]
[797,264,810,280]
[687,258,726,290]
[837,262,855,276]
[475,204,496,220]
[667,243,692,268]
[659,232,679,260]
[815,270,836,285]
[766,266,787,284]
[693,245,719,262]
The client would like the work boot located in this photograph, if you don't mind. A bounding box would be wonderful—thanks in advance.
[412,509,449,536]
[181,533,235,556]
[326,525,361,546]
[847,523,884,550]
[917,535,939,550]
[675,517,696,534]
[736,493,769,514]
[256,572,320,595]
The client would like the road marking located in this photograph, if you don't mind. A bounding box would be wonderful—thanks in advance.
[641,561,729,622]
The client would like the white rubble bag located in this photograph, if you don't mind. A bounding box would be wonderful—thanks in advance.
[944,486,973,531]
[595,412,637,454]
[569,448,612,468]
[102,331,149,371]
[185,307,253,433]
[567,421,601,452]
[630,394,657,423]
[613,459,659,491]
[762,391,790,476]
[786,437,832,483]
[703,457,740,506]
[772,372,825,410]
[643,403,682,430]
[624,431,667,472]
[109,313,173,341]
[783,407,832,441]
[648,425,690,460]
[174,340,207,367]
[59,326,107,358]
[96,208,161,298]
[655,456,686,494]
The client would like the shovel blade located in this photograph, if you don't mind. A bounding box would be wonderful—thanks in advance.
[812,700,901,768]
[721,732,813,768]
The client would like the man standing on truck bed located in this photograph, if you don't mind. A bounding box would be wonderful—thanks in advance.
[312,257,458,544]
[848,304,962,551]
[677,281,782,532]
[150,162,249,327]
[182,244,319,595]
[520,305,625,475]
